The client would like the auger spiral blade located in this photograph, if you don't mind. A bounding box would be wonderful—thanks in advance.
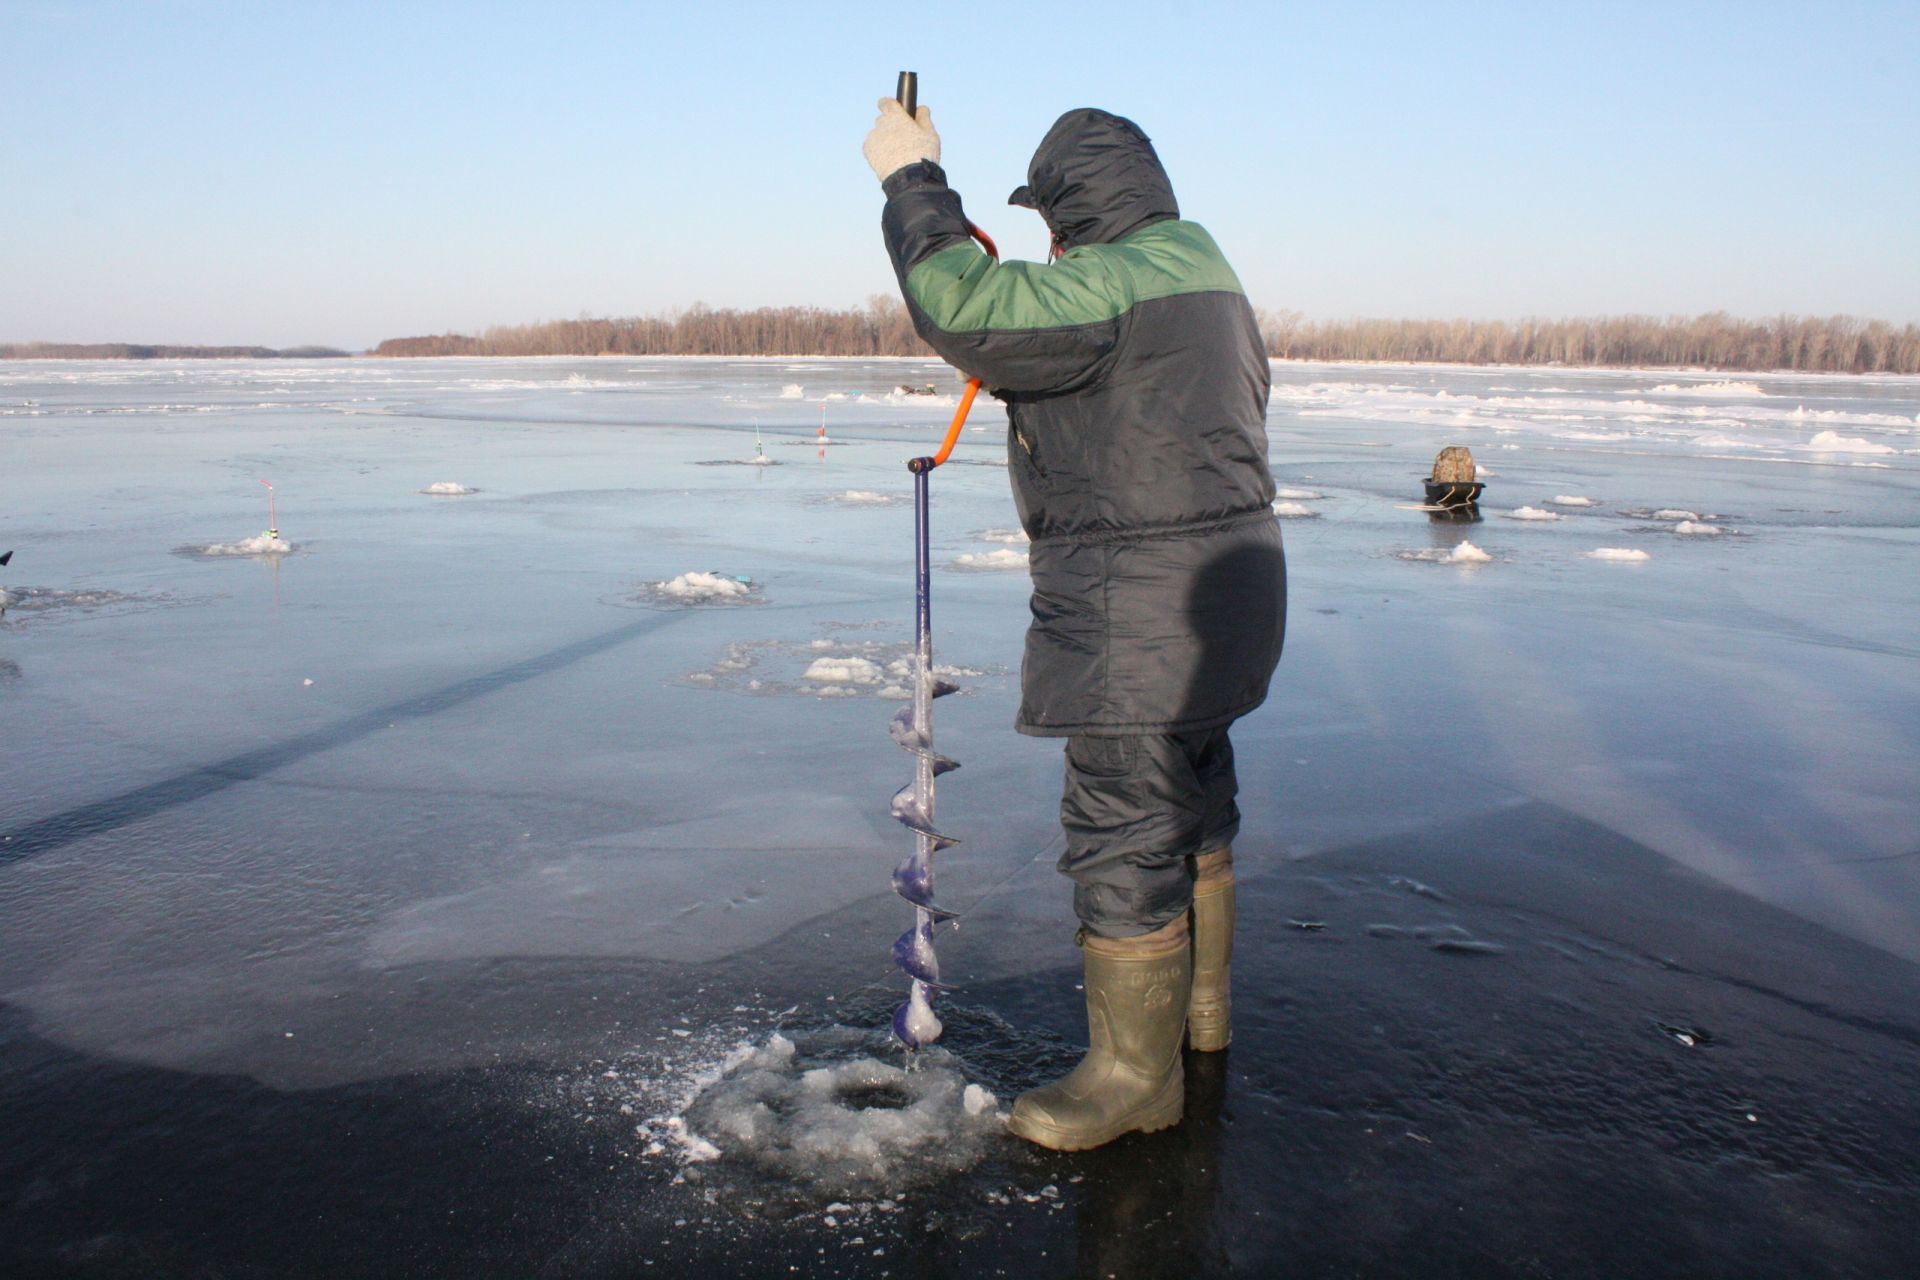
[889,782,960,849]
[891,920,941,985]
[888,700,962,772]
[892,852,958,921]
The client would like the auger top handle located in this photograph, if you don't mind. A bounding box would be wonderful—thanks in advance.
[895,71,998,475]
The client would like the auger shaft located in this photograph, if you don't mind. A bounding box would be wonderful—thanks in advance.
[883,68,997,1051]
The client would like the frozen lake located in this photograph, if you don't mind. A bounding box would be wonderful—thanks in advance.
[2,357,1917,1276]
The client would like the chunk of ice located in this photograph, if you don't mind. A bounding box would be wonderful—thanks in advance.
[951,549,1028,570]
[803,657,885,685]
[654,571,752,602]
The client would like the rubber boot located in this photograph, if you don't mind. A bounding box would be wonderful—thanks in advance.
[1007,915,1191,1152]
[1187,847,1234,1051]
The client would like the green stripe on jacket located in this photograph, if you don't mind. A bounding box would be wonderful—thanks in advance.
[904,220,1245,335]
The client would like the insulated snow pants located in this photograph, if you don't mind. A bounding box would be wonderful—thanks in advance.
[1058,726,1239,938]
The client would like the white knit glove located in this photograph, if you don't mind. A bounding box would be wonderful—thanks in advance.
[863,97,939,183]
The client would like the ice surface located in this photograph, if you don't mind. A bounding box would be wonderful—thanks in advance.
[2,354,1917,1120]
[1506,506,1561,521]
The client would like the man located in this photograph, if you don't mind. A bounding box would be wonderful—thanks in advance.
[863,101,1285,1151]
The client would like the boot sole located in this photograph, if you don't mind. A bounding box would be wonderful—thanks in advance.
[1005,1071,1185,1152]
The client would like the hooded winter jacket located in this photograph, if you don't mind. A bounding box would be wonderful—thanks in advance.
[881,108,1284,736]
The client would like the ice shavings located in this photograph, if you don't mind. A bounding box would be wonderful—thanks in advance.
[679,1028,1004,1197]
[1589,548,1650,561]
[1400,542,1492,564]
[649,571,757,606]
[194,534,293,557]
[1506,506,1561,521]
[420,481,476,495]
[950,548,1028,570]
[676,632,999,700]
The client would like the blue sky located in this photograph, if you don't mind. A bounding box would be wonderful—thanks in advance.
[5,0,1916,348]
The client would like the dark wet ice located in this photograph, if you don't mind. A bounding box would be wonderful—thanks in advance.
[1,358,1916,1277]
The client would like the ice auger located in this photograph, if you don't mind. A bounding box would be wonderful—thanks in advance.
[886,71,998,1050]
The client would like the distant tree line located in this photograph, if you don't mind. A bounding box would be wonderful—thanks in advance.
[1255,311,1920,375]
[14,310,1914,373]
[374,297,926,359]
[0,343,349,360]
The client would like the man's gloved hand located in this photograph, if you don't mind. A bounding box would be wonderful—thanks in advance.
[863,97,939,184]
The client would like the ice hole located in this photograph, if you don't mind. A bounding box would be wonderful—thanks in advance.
[679,1028,1005,1197]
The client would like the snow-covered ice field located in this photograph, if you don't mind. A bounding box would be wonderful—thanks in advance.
[2,357,1916,1276]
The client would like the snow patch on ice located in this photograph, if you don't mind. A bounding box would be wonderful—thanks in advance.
[1649,380,1765,397]
[977,527,1030,544]
[780,384,806,399]
[1547,494,1595,507]
[1506,506,1561,521]
[1674,520,1722,536]
[1589,547,1650,562]
[1652,509,1700,522]
[951,548,1028,571]
[832,490,897,506]
[1803,430,1895,455]
[420,481,476,495]
[1272,501,1318,518]
[1275,487,1322,500]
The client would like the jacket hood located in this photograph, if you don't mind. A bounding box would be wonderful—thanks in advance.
[1007,109,1178,249]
